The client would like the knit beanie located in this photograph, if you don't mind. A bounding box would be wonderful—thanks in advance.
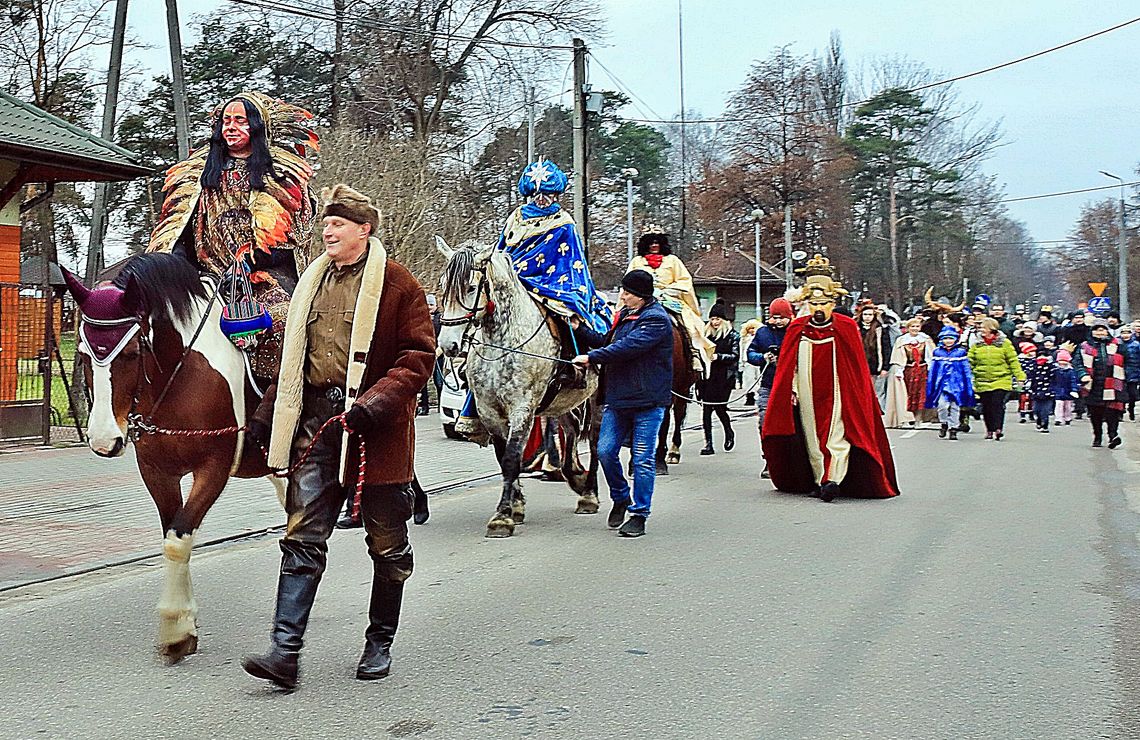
[709,301,728,320]
[1056,349,1072,363]
[620,269,655,299]
[321,183,381,236]
[1019,342,1037,354]
[768,297,794,319]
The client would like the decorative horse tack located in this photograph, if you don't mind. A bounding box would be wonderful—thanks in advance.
[219,259,272,350]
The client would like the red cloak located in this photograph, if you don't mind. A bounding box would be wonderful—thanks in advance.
[761,313,900,498]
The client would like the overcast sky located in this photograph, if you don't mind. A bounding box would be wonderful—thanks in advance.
[125,0,1140,246]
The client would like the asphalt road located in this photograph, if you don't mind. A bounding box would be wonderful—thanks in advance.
[1,414,1138,739]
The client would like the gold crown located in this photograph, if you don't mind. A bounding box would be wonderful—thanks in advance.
[796,253,834,278]
[800,274,848,301]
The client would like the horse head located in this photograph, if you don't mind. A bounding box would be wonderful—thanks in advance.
[435,235,510,358]
[65,254,207,457]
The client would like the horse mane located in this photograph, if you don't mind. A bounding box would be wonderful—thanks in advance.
[113,253,209,324]
[440,245,476,306]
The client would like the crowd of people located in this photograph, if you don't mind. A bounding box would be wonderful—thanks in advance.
[741,295,1138,452]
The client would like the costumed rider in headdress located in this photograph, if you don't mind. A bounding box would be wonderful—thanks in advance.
[455,159,611,439]
[147,91,319,373]
[629,227,715,373]
[761,258,900,503]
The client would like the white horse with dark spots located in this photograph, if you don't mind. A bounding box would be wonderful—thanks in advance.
[435,236,601,537]
[64,253,283,662]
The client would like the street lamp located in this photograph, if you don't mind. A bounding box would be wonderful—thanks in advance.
[621,167,639,265]
[1100,170,1129,320]
[748,208,764,318]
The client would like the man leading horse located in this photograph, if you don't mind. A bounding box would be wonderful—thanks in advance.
[242,184,435,690]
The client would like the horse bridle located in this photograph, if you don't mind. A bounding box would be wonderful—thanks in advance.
[439,266,492,357]
[79,279,223,441]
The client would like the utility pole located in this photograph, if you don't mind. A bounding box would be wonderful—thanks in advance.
[622,168,639,264]
[85,0,129,287]
[165,0,190,159]
[331,0,345,127]
[783,203,793,293]
[571,38,588,259]
[1101,171,1129,320]
[676,0,687,250]
[888,175,900,309]
[751,209,764,318]
[526,85,536,165]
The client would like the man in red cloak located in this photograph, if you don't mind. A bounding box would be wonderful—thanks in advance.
[761,267,900,502]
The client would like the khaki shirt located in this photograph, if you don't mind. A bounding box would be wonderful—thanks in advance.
[304,255,367,389]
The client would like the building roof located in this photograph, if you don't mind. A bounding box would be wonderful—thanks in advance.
[19,258,65,287]
[688,246,787,286]
[0,89,152,183]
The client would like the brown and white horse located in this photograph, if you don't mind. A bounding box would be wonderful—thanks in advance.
[64,253,281,663]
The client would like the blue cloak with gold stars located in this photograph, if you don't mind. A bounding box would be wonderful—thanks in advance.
[497,203,612,334]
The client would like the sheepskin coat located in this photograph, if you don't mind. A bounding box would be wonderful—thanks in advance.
[257,237,436,485]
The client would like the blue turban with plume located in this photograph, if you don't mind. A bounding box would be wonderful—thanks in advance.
[518,160,568,197]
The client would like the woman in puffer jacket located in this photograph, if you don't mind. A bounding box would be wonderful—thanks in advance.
[967,318,1026,441]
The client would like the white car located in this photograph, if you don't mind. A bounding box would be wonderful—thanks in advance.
[438,356,468,440]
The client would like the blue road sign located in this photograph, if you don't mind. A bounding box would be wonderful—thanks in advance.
[1088,296,1112,313]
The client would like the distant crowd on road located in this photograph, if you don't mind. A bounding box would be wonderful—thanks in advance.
[740,296,1137,459]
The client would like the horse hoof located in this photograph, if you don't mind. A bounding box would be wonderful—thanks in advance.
[160,634,198,664]
[665,452,681,465]
[575,494,599,514]
[510,510,526,524]
[485,518,515,538]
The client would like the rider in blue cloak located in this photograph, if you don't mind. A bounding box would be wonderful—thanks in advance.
[497,159,611,333]
[456,160,612,439]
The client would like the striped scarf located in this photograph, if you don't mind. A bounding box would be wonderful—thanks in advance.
[1081,339,1126,409]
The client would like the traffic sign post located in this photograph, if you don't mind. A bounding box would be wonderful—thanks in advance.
[1088,296,1112,314]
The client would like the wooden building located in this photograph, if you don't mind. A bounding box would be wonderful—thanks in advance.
[0,90,150,437]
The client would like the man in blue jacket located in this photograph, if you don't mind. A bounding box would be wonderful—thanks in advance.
[571,269,673,538]
[747,297,793,479]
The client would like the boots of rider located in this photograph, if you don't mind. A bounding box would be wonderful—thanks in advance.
[242,541,324,690]
[357,563,405,680]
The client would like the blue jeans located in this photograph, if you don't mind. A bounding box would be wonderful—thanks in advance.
[597,405,667,517]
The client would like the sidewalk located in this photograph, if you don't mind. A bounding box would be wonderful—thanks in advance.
[0,412,496,590]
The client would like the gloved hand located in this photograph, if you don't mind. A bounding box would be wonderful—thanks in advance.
[343,403,374,434]
[246,419,270,449]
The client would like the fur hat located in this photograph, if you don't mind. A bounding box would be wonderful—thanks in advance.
[321,183,381,236]
[621,269,655,299]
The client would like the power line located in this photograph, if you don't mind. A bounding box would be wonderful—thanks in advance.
[618,14,1140,125]
[590,55,668,122]
[986,180,1140,205]
[226,0,575,50]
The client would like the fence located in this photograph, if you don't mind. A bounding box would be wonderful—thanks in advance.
[0,283,83,444]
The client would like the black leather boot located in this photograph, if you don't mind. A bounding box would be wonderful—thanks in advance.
[700,434,715,456]
[357,574,404,681]
[242,564,321,690]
